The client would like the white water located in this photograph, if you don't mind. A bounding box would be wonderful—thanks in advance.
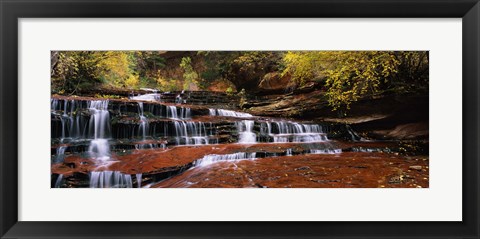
[173,121,210,145]
[209,109,253,118]
[54,174,63,188]
[138,102,149,139]
[237,120,256,144]
[54,146,67,163]
[167,105,191,119]
[286,148,293,156]
[52,99,86,141]
[52,97,345,188]
[310,149,342,154]
[260,121,327,143]
[87,101,111,161]
[167,105,178,119]
[194,152,257,167]
[175,94,183,104]
[136,173,142,188]
[88,139,111,161]
[89,171,133,188]
[130,93,162,101]
[182,108,191,119]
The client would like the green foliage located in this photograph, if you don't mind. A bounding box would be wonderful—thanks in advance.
[52,51,428,114]
[95,51,135,87]
[51,51,99,94]
[282,51,428,111]
[282,51,327,85]
[138,77,158,89]
[198,51,283,90]
[124,74,140,89]
[134,52,166,78]
[232,51,282,73]
[52,51,141,94]
[180,57,200,90]
[200,69,220,81]
[156,76,181,92]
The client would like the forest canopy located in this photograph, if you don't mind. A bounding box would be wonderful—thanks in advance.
[51,51,428,111]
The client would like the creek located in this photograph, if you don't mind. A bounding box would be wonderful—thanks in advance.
[51,91,427,188]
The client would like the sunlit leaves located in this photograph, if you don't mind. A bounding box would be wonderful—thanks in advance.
[282,51,426,111]
[180,57,200,90]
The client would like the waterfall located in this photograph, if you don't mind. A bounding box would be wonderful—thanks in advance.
[194,152,257,167]
[310,149,342,154]
[167,106,177,119]
[209,109,253,118]
[237,120,256,144]
[286,148,293,156]
[89,171,133,188]
[208,109,216,116]
[87,100,111,161]
[175,94,183,104]
[192,148,342,168]
[51,95,346,188]
[260,121,327,143]
[52,99,86,141]
[166,106,191,119]
[173,121,210,145]
[51,98,58,110]
[138,102,149,139]
[54,174,63,188]
[180,107,191,119]
[54,146,67,163]
[130,93,161,101]
[136,173,142,188]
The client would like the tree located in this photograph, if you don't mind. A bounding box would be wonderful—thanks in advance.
[95,51,136,87]
[282,51,428,111]
[51,51,140,93]
[179,57,200,90]
[51,51,103,94]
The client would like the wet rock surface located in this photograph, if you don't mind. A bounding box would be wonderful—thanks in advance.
[51,92,429,188]
[52,141,428,188]
[152,152,429,188]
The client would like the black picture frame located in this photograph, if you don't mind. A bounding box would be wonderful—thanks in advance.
[1,0,479,238]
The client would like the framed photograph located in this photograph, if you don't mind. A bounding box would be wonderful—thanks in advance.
[1,0,479,238]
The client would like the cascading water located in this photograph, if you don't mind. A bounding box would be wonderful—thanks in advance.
[51,99,87,141]
[237,120,257,144]
[52,94,343,188]
[138,102,149,139]
[87,100,111,161]
[209,109,253,118]
[310,149,342,154]
[136,173,142,188]
[54,146,67,163]
[194,152,257,167]
[181,108,191,119]
[286,148,293,156]
[259,121,328,143]
[130,93,161,101]
[54,174,63,188]
[173,121,210,145]
[167,105,191,119]
[89,171,133,188]
[129,88,161,101]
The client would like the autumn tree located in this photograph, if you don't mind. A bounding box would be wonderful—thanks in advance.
[282,51,428,111]
[51,51,141,94]
[179,57,201,90]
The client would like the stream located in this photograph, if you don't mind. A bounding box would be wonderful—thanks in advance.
[51,91,428,188]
